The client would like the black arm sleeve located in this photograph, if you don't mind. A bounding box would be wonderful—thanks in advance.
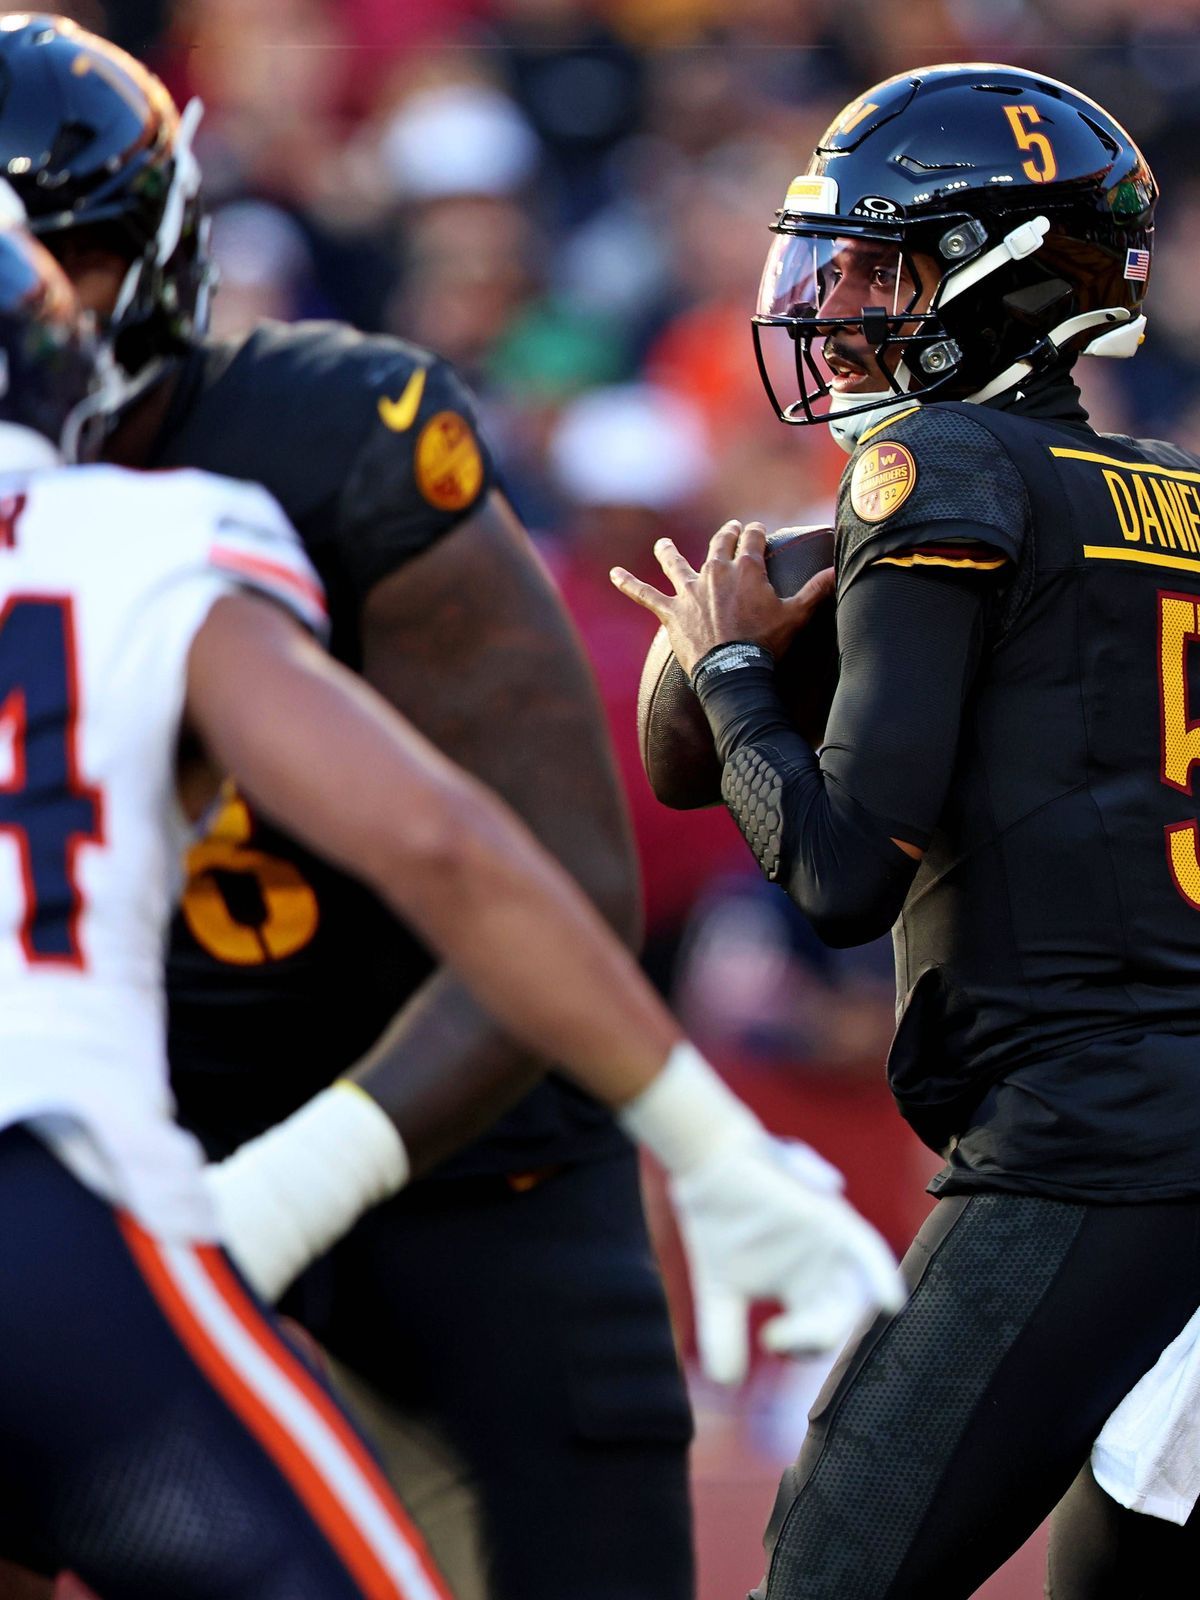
[696,561,988,947]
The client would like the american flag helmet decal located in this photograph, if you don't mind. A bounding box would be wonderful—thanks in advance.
[1125,248,1151,283]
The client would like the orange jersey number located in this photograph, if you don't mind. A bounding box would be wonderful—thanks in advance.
[181,784,319,964]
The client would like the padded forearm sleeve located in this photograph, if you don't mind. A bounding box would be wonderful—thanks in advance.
[696,562,989,946]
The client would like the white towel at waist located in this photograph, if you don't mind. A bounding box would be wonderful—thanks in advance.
[1092,1303,1200,1525]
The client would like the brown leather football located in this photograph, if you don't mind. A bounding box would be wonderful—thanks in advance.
[636,525,837,810]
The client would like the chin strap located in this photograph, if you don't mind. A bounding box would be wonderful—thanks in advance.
[939,216,1051,309]
[111,97,209,339]
[60,339,171,464]
[964,307,1146,406]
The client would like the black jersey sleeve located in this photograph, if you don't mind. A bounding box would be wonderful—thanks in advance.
[835,404,1030,598]
[695,561,988,945]
[334,352,496,599]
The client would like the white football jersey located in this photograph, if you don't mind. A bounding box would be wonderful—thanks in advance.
[0,457,325,1240]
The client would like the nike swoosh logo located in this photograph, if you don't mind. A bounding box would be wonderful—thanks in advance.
[377,368,427,432]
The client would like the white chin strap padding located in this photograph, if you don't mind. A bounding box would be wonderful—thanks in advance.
[111,255,143,327]
[157,97,205,268]
[109,97,207,340]
[1086,312,1146,359]
[937,215,1051,311]
[965,307,1142,405]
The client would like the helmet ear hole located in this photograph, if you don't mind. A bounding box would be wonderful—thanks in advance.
[1002,279,1074,326]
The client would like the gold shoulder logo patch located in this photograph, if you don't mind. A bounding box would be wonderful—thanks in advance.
[415,411,485,512]
[850,440,917,522]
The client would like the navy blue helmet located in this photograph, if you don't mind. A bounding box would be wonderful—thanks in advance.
[0,14,211,373]
[753,63,1157,427]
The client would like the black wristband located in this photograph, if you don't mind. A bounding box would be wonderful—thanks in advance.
[689,640,774,699]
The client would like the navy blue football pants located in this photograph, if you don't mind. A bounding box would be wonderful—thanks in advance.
[284,1147,695,1600]
[0,1125,448,1599]
[752,1191,1200,1600]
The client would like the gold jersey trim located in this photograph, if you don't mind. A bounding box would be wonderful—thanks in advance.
[874,552,1007,571]
[857,405,922,447]
[1082,545,1200,576]
[1051,447,1200,486]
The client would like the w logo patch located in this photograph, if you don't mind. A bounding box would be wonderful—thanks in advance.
[850,441,918,523]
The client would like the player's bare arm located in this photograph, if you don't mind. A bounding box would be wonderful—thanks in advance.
[185,589,665,1095]
[187,589,901,1363]
[347,489,643,1165]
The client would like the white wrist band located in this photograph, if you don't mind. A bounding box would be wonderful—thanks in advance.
[209,1081,410,1300]
[616,1042,763,1175]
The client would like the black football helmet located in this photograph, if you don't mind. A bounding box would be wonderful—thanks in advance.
[0,13,211,374]
[753,62,1157,434]
[0,179,98,456]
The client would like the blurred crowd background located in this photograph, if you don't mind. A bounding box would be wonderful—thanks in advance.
[47,4,1200,1590]
[60,0,1200,1077]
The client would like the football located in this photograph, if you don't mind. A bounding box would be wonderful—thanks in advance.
[636,525,837,810]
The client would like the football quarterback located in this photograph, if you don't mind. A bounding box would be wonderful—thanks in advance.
[614,62,1200,1598]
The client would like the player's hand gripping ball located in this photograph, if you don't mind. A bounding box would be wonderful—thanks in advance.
[629,524,837,809]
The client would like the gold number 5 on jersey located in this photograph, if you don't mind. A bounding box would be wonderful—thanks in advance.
[1158,591,1200,910]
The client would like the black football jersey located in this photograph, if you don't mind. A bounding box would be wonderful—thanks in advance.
[835,396,1200,1201]
[160,321,622,1171]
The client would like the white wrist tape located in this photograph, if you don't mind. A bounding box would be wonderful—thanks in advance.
[616,1042,764,1176]
[207,1081,410,1302]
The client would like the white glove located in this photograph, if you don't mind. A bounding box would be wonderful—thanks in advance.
[672,1134,904,1383]
[205,1081,410,1302]
[620,1044,905,1386]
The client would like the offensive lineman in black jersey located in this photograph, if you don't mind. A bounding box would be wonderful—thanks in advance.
[0,17,693,1599]
[614,62,1200,1600]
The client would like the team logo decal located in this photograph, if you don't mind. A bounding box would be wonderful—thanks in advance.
[415,411,485,511]
[850,440,918,522]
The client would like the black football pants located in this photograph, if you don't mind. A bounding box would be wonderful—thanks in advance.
[1047,1459,1200,1599]
[284,1147,695,1600]
[752,1190,1200,1600]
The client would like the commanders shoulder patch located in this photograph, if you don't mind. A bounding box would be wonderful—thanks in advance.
[415,410,485,512]
[849,439,917,523]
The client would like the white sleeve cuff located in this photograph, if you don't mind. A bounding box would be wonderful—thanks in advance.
[206,1081,409,1302]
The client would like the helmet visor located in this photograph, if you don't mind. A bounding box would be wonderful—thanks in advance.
[753,228,940,423]
[756,230,928,321]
